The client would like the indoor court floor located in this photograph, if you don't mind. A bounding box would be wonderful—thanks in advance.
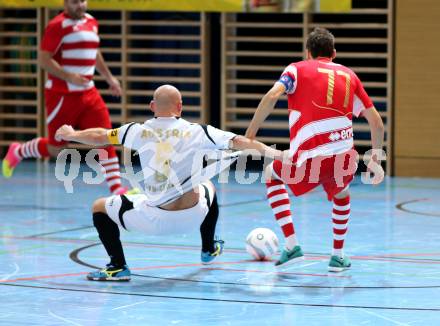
[1,161,440,325]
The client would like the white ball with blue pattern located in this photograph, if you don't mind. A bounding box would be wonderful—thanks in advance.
[245,228,279,261]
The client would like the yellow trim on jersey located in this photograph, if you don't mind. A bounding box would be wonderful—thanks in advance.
[107,128,120,145]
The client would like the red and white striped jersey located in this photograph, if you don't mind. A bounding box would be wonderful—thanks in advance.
[277,58,373,166]
[41,12,99,93]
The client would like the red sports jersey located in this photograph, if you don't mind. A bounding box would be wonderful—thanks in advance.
[278,58,373,166]
[41,12,99,93]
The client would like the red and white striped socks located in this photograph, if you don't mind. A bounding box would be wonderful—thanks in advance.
[99,154,124,195]
[332,195,350,257]
[14,137,50,159]
[266,179,298,250]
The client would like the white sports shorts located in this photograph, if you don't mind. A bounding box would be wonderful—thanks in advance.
[104,182,215,235]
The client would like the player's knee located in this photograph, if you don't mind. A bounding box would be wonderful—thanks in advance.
[92,197,107,214]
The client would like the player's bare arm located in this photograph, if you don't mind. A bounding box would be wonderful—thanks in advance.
[55,125,110,146]
[95,50,122,97]
[362,106,385,184]
[245,82,285,139]
[39,50,89,86]
[362,106,385,153]
[230,135,284,160]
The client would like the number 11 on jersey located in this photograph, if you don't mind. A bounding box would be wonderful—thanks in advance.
[317,68,351,108]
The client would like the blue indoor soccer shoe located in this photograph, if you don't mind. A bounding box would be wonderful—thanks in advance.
[201,239,224,265]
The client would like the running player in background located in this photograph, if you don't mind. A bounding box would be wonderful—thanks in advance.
[245,28,385,272]
[2,0,128,195]
[55,84,284,281]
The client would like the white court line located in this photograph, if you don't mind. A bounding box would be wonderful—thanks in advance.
[236,277,248,282]
[0,263,20,281]
[361,309,410,326]
[80,232,97,239]
[48,309,83,326]
[113,300,148,311]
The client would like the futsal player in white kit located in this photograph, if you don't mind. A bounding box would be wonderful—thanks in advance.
[56,84,283,281]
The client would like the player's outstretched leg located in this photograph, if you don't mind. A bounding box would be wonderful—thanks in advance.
[86,197,131,281]
[200,183,224,264]
[328,188,351,272]
[266,178,304,267]
[2,138,50,178]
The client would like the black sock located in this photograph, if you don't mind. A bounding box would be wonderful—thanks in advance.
[200,194,219,253]
[93,212,127,267]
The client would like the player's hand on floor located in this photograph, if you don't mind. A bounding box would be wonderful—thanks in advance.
[55,125,75,142]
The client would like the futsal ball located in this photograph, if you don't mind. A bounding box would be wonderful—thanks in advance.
[245,228,279,261]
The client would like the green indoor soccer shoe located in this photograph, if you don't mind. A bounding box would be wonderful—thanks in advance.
[275,245,304,267]
[328,255,351,272]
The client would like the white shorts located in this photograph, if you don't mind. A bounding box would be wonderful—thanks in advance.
[105,182,215,235]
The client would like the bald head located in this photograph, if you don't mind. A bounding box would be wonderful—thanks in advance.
[151,85,182,117]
